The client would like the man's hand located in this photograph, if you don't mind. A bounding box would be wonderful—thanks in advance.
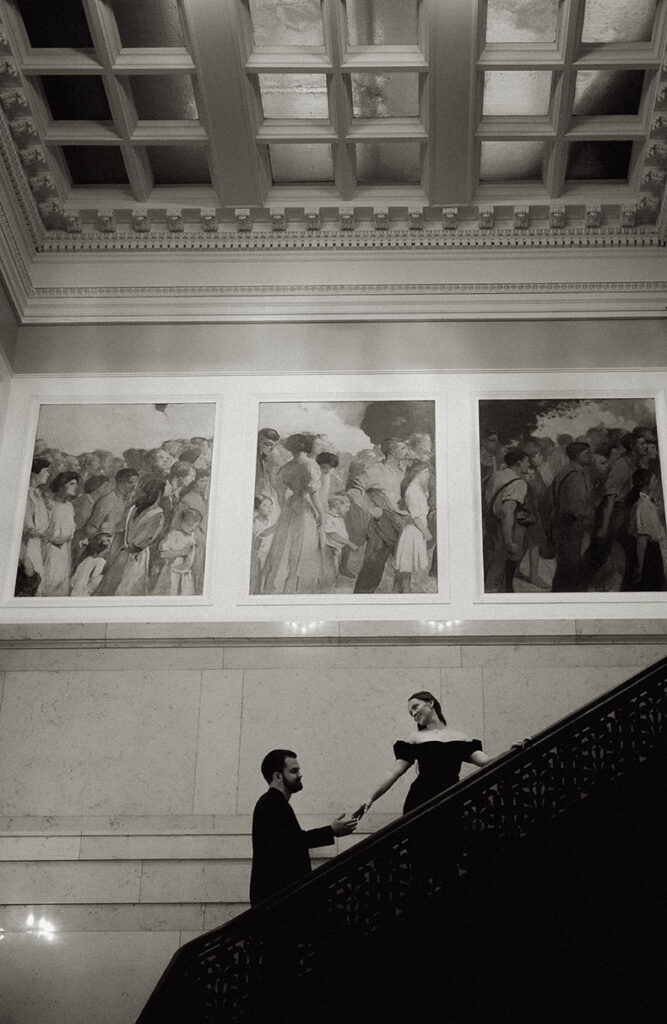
[330,813,358,837]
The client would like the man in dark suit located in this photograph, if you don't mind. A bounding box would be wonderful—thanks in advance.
[249,748,358,906]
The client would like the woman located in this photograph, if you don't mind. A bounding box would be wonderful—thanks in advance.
[356,691,491,817]
[393,461,432,593]
[42,470,80,596]
[260,433,326,594]
[18,457,51,595]
[97,475,166,596]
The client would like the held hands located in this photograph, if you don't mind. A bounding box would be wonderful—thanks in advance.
[351,799,373,820]
[330,812,359,837]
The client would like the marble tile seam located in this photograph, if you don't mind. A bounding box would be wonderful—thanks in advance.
[1,634,667,649]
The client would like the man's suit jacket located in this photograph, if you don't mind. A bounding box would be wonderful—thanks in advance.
[249,787,334,906]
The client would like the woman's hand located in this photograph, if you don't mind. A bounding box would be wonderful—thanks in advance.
[353,799,372,819]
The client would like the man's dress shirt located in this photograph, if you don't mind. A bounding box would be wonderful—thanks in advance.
[249,788,335,906]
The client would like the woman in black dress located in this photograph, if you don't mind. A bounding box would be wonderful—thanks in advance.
[355,690,491,817]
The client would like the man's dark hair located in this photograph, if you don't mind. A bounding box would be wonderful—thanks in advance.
[316,452,339,468]
[566,441,591,461]
[261,748,297,783]
[83,474,109,494]
[622,430,648,453]
[31,457,51,476]
[505,448,528,468]
[50,470,79,494]
[115,467,138,483]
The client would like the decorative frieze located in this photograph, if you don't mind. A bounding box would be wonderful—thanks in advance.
[132,209,151,233]
[234,208,252,232]
[478,207,494,230]
[442,207,458,230]
[373,208,389,231]
[200,209,218,232]
[97,211,116,233]
[549,207,566,229]
[0,87,27,112]
[269,208,286,231]
[9,116,36,140]
[304,208,321,231]
[585,206,602,229]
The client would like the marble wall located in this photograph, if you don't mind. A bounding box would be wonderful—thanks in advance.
[0,629,666,1024]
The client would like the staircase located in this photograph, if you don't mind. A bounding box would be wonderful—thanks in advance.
[137,657,667,1024]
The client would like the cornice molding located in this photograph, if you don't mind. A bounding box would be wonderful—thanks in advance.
[0,104,44,247]
[30,280,667,298]
[19,277,667,323]
[35,224,667,253]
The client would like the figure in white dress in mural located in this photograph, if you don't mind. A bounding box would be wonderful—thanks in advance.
[261,433,326,594]
[393,461,433,593]
[19,457,52,595]
[154,507,203,596]
[42,471,80,596]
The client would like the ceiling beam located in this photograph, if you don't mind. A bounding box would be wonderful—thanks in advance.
[428,0,477,206]
[179,0,265,206]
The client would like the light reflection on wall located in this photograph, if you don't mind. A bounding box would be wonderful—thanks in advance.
[287,621,325,633]
[25,913,57,941]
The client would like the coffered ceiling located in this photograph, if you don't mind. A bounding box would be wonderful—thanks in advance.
[0,1,665,324]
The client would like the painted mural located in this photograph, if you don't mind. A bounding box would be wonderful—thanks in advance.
[479,397,665,594]
[15,403,214,599]
[251,399,437,596]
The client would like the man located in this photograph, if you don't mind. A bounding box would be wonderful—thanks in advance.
[483,448,531,593]
[85,466,138,567]
[250,749,357,907]
[551,441,595,592]
[594,430,649,590]
[350,436,409,593]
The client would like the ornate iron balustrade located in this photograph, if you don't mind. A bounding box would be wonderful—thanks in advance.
[137,656,666,1023]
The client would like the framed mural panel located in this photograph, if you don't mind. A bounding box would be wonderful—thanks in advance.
[13,401,215,600]
[478,396,665,596]
[249,398,438,597]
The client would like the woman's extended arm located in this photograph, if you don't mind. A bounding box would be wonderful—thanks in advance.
[354,759,411,817]
[469,749,492,767]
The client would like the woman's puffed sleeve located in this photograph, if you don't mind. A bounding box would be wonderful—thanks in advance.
[465,739,483,759]
[393,740,416,764]
[304,461,321,494]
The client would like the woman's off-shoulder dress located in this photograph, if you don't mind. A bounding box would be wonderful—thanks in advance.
[394,738,483,814]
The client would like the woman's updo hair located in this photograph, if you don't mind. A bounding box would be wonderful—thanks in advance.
[284,433,314,455]
[408,690,447,728]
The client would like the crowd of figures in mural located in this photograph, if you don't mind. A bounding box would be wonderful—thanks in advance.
[15,404,214,598]
[251,400,437,595]
[479,398,666,593]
